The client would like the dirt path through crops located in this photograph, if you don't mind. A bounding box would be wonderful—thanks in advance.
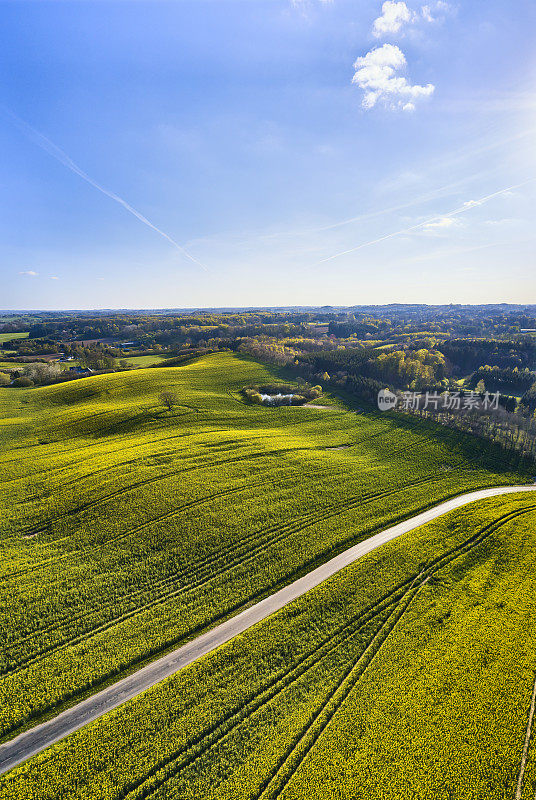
[1,483,535,776]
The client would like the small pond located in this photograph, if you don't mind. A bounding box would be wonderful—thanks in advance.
[259,393,296,405]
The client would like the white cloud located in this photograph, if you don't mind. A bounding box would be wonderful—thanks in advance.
[352,44,434,111]
[421,5,434,22]
[420,1,453,24]
[18,270,38,277]
[422,216,459,230]
[290,0,332,9]
[372,1,453,38]
[372,2,415,38]
[49,276,59,280]
[484,217,520,227]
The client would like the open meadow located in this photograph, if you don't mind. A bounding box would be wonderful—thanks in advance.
[0,332,29,346]
[115,355,171,368]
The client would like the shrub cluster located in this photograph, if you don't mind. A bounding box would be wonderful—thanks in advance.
[11,376,34,388]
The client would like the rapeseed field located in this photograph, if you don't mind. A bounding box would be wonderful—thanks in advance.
[0,352,531,789]
[2,495,535,799]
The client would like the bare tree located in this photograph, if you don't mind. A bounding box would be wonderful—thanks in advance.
[159,390,178,411]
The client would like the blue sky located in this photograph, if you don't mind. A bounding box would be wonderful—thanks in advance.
[2,0,535,310]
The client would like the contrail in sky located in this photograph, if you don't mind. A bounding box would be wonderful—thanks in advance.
[244,125,536,244]
[314,178,536,265]
[2,107,208,272]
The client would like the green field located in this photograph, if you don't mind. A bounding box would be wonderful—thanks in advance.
[0,331,30,357]
[0,332,29,345]
[0,351,532,794]
[2,494,536,799]
[117,354,170,367]
[0,360,86,372]
[0,362,27,370]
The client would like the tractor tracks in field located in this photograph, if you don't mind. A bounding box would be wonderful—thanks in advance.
[7,411,474,559]
[251,504,536,800]
[117,579,423,800]
[515,674,536,800]
[1,471,469,676]
[110,505,536,800]
[0,424,229,489]
[0,403,426,507]
[2,457,354,581]
[0,433,522,683]
[1,487,535,777]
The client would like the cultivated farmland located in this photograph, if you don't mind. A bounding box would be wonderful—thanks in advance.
[0,352,532,787]
[2,494,535,799]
